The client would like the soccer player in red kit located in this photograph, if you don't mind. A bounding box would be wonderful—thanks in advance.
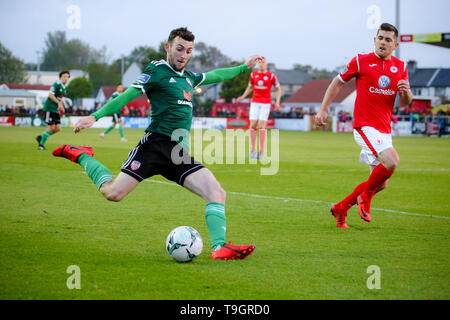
[237,57,281,159]
[315,23,413,228]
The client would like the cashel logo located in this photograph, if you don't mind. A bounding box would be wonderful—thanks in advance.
[183,90,192,101]
[130,160,141,171]
[378,75,391,88]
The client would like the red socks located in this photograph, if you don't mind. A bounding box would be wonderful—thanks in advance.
[338,164,394,211]
[364,164,393,195]
[259,129,266,153]
[339,181,368,210]
[250,128,257,151]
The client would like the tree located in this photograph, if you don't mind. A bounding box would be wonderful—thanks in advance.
[293,63,334,79]
[86,62,121,92]
[219,63,252,102]
[41,31,108,71]
[0,42,26,83]
[192,42,231,68]
[66,77,93,101]
[127,43,166,67]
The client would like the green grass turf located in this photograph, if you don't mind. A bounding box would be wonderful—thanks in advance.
[0,126,449,299]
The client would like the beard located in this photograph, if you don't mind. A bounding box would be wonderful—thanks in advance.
[167,55,187,72]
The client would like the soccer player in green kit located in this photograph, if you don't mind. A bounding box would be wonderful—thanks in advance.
[53,27,261,260]
[36,70,70,150]
[100,83,128,142]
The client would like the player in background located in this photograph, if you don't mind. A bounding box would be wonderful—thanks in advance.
[237,57,281,159]
[52,27,261,260]
[315,23,413,228]
[35,70,70,150]
[100,84,128,142]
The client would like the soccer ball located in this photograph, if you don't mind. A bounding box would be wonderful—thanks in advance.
[166,226,203,262]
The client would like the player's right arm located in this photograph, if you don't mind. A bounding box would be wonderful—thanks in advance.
[237,85,253,103]
[315,56,358,126]
[74,87,141,133]
[315,76,345,126]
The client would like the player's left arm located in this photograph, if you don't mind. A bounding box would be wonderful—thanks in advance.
[200,54,261,86]
[398,79,413,106]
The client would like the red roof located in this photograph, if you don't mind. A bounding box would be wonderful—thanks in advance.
[284,78,356,103]
[3,83,51,90]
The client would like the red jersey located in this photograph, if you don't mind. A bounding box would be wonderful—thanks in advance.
[338,52,409,133]
[249,71,280,104]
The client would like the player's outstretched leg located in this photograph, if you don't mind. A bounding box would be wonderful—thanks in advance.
[53,144,113,190]
[183,168,255,260]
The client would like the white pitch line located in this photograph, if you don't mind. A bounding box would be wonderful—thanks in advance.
[144,179,450,220]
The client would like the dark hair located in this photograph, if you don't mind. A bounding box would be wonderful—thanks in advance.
[377,23,398,39]
[117,83,123,87]
[59,70,70,78]
[168,27,195,43]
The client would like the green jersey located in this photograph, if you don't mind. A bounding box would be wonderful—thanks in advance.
[44,80,67,112]
[131,60,205,146]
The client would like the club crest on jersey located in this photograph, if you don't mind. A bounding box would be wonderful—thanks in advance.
[378,75,391,88]
[185,78,192,87]
[130,160,141,171]
[183,90,192,101]
[264,76,268,80]
[390,66,398,73]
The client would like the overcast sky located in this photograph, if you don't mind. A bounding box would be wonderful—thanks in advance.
[1,0,449,71]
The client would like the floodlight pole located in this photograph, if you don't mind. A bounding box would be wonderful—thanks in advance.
[396,0,400,59]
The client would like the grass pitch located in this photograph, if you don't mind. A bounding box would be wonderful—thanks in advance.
[0,127,449,299]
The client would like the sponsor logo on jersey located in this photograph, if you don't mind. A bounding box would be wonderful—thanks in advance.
[390,66,398,73]
[183,90,192,101]
[257,80,264,86]
[378,75,391,88]
[136,74,151,84]
[130,160,141,171]
[178,100,193,107]
[369,87,396,95]
[186,78,192,87]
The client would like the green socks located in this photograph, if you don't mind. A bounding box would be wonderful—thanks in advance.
[40,130,54,146]
[118,125,124,138]
[103,125,114,135]
[77,153,112,189]
[205,202,227,250]
[103,124,125,139]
